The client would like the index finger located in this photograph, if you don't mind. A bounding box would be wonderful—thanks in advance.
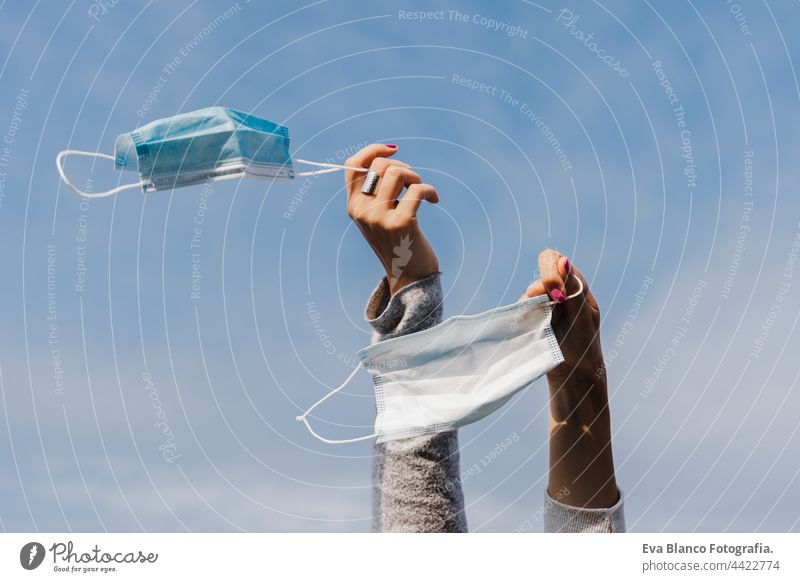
[538,249,568,302]
[522,262,592,304]
[345,144,398,188]
[564,264,597,310]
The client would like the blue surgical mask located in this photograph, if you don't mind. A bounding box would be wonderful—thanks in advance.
[57,107,366,198]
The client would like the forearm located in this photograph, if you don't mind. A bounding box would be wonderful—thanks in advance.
[373,429,465,532]
[366,273,467,532]
[547,365,619,509]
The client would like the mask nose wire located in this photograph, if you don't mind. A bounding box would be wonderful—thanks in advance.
[293,158,370,177]
[296,363,378,444]
[56,150,145,199]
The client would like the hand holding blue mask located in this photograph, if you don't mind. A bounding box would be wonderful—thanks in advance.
[56,106,367,198]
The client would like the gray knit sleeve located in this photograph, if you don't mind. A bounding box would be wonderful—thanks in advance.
[365,273,467,533]
[543,489,626,533]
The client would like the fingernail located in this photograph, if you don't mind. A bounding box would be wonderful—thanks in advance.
[564,257,571,274]
[386,144,397,149]
[550,288,566,303]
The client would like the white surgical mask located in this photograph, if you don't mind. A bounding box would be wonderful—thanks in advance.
[296,278,583,444]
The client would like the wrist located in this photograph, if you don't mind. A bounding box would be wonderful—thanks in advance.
[547,361,609,419]
[389,274,428,296]
[387,264,439,296]
[548,356,606,390]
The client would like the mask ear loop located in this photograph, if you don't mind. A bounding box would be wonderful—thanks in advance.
[295,363,378,444]
[545,274,585,305]
[293,158,370,177]
[56,150,144,199]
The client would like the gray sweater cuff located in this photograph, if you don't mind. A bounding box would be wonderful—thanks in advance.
[365,273,444,341]
[543,488,626,533]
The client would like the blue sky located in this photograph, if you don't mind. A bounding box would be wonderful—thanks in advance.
[1,0,799,532]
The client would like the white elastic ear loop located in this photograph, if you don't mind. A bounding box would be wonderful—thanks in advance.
[56,150,144,199]
[547,274,584,305]
[295,363,377,444]
[293,158,370,177]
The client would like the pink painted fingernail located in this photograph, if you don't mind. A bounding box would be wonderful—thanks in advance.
[564,257,571,274]
[550,288,566,303]
[386,144,397,149]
